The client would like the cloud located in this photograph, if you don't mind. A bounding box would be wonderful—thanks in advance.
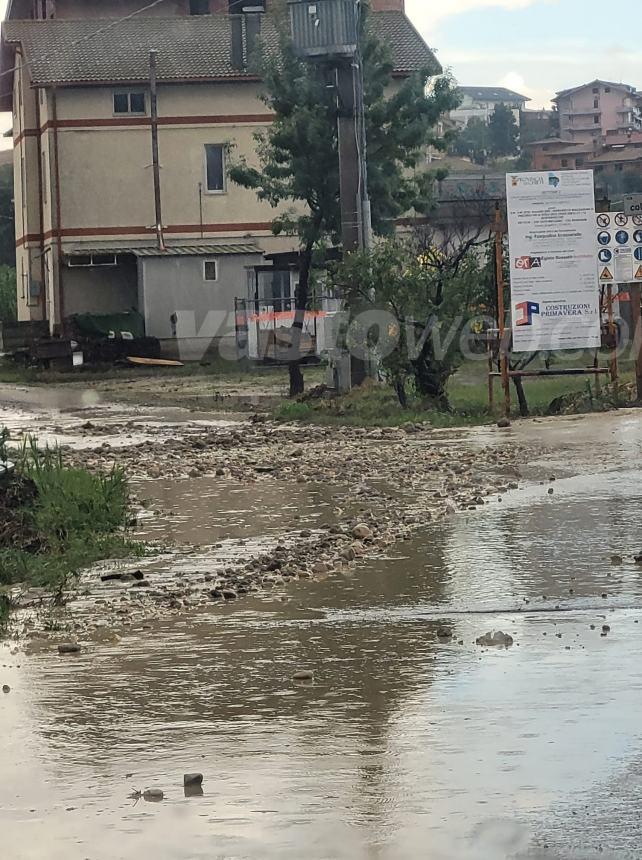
[406,0,553,31]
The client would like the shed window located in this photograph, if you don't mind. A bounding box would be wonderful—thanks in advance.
[113,91,146,115]
[204,260,218,281]
[205,144,226,192]
[190,0,209,12]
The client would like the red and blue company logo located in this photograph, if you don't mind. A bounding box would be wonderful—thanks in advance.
[515,301,540,327]
[514,256,542,270]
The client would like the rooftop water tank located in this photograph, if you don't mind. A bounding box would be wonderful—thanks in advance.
[288,0,359,60]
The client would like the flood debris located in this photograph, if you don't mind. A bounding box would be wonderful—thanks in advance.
[57,643,81,655]
[476,631,514,648]
[183,773,203,788]
[292,669,314,681]
[144,789,164,802]
[100,570,144,583]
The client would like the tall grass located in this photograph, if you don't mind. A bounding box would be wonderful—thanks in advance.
[0,436,141,592]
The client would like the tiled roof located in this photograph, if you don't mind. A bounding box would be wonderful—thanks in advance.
[1,12,440,86]
[457,86,529,104]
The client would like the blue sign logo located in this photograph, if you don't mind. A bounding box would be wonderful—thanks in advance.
[598,231,611,245]
[598,249,613,263]
[635,247,642,262]
[634,230,642,244]
[615,230,629,245]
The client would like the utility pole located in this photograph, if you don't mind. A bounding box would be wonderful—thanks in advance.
[335,61,361,254]
[630,283,642,402]
[149,50,165,251]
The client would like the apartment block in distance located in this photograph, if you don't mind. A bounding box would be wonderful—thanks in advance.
[554,79,642,146]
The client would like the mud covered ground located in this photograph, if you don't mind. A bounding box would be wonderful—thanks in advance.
[1,383,535,643]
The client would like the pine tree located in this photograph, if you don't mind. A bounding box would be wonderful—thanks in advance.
[488,103,519,157]
[230,2,460,395]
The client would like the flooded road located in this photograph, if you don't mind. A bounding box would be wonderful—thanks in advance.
[3,388,642,858]
[3,408,642,858]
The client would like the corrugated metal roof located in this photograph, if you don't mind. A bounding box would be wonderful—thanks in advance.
[134,243,262,256]
[65,243,262,257]
[1,12,440,87]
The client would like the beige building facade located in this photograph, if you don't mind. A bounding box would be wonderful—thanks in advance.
[1,0,436,355]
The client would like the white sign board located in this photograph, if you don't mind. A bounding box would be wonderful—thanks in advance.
[624,194,642,217]
[596,212,642,283]
[506,170,601,352]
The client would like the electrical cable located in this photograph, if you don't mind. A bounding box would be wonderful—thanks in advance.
[0,0,171,97]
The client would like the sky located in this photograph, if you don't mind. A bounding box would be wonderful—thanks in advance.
[0,0,641,147]
[405,0,642,109]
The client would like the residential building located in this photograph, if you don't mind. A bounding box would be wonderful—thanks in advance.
[519,108,558,146]
[1,0,439,357]
[450,86,529,129]
[554,79,642,146]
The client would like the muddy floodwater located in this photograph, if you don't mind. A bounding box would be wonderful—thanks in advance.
[2,391,642,859]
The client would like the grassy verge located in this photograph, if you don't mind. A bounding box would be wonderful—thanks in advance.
[0,438,143,608]
[274,358,638,428]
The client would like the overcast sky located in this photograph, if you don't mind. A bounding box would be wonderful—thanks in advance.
[0,0,640,148]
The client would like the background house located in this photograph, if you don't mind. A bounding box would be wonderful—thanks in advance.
[554,79,642,146]
[1,0,438,357]
[449,86,529,130]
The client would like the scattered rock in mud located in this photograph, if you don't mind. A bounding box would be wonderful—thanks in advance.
[100,570,144,583]
[610,555,624,565]
[602,624,611,633]
[436,626,453,640]
[57,643,81,655]
[183,773,203,788]
[497,418,511,429]
[635,554,642,565]
[476,631,514,648]
[143,789,164,802]
[292,669,314,681]
[2,684,10,693]
[352,523,373,541]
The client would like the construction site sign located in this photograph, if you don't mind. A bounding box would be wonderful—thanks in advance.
[593,214,642,282]
[506,170,601,352]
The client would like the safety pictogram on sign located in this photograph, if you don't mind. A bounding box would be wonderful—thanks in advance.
[600,266,614,281]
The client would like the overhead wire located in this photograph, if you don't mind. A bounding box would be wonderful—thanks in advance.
[0,0,171,101]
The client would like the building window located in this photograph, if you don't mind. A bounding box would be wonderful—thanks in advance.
[615,165,624,172]
[592,87,599,94]
[203,260,218,281]
[605,87,611,94]
[593,115,600,124]
[189,0,209,13]
[561,159,569,167]
[113,91,146,115]
[594,98,599,109]
[204,144,226,193]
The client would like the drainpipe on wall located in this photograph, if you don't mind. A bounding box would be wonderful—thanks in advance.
[149,50,166,252]
[34,85,47,320]
[51,86,65,332]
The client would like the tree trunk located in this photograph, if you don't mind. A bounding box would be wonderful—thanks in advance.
[288,241,314,398]
[394,378,408,409]
[512,376,529,417]
[413,339,451,412]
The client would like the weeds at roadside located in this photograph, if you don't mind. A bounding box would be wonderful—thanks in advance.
[0,434,143,596]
